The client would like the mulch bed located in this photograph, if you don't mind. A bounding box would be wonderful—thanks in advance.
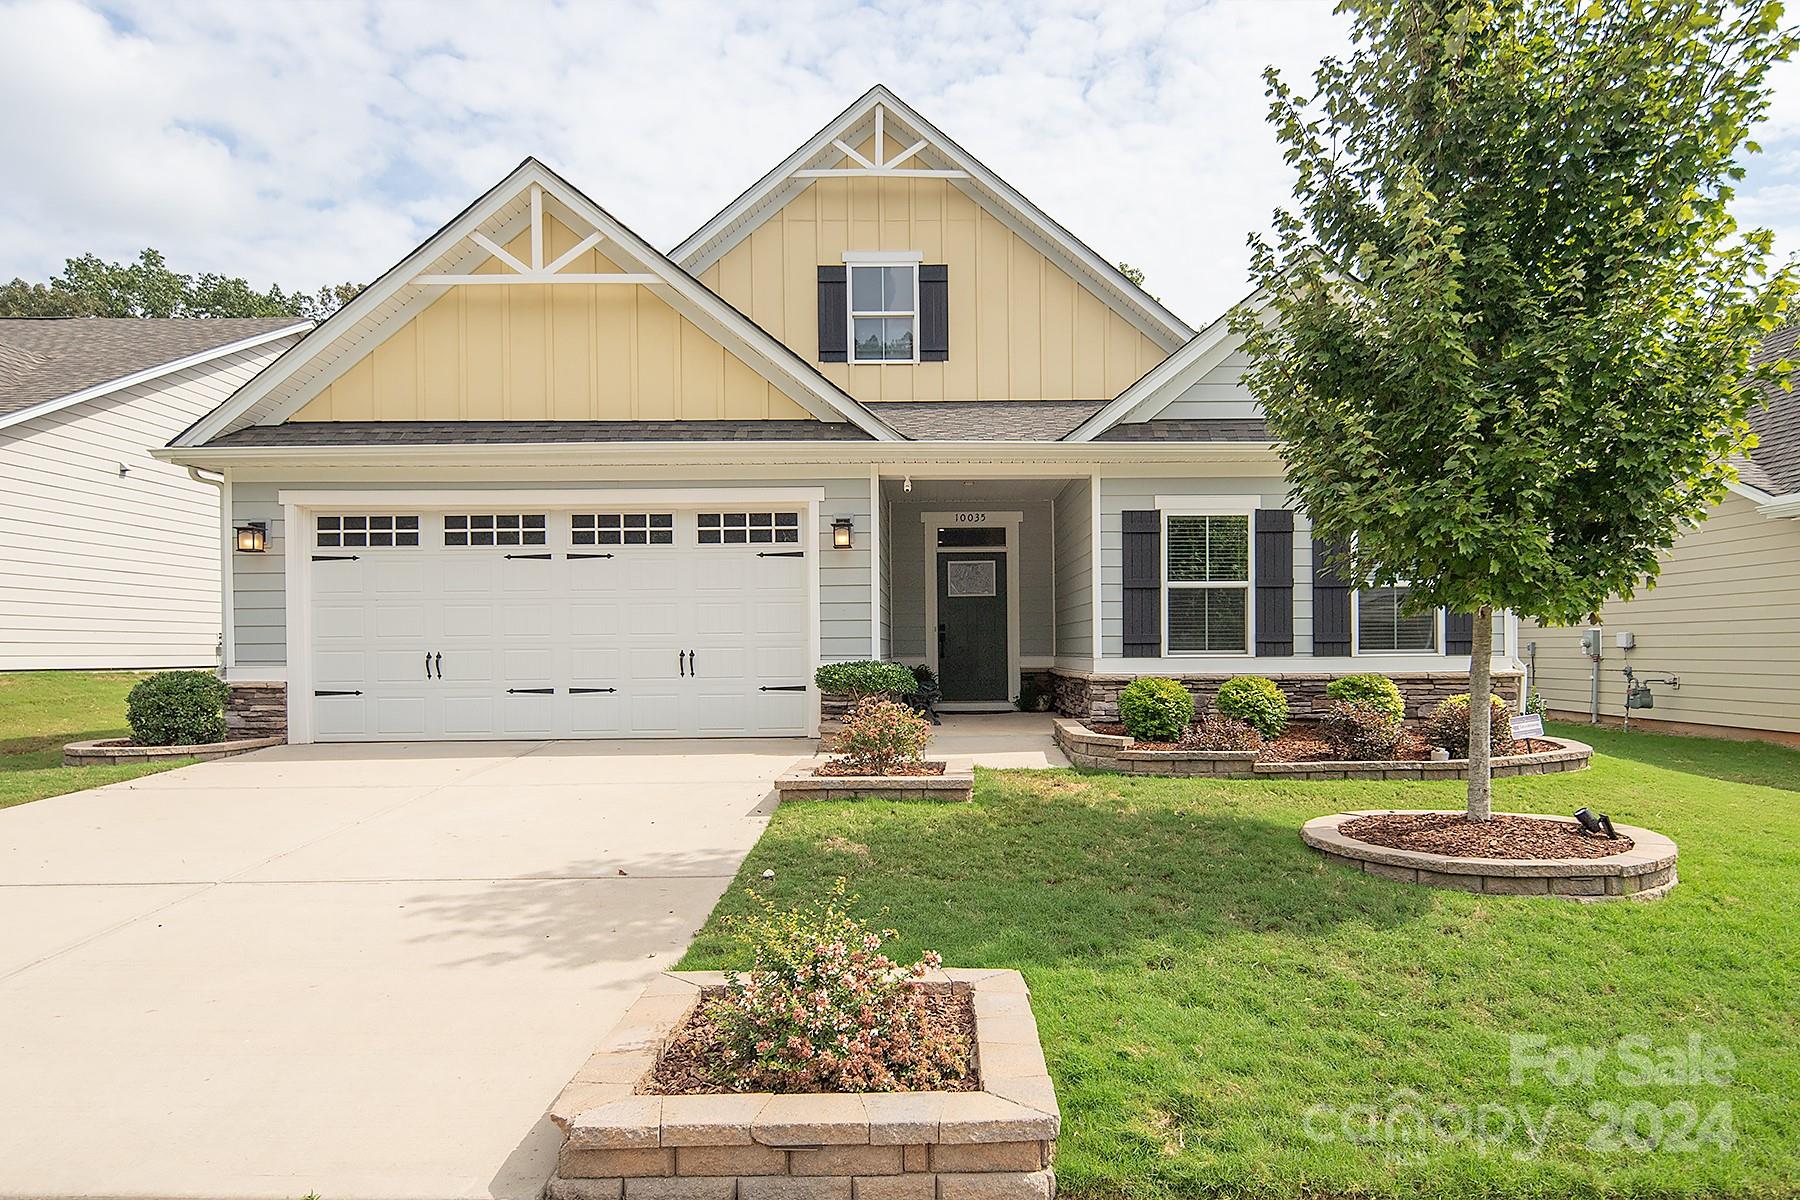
[1090,722,1547,763]
[1339,811,1633,860]
[642,984,979,1095]
[812,759,948,777]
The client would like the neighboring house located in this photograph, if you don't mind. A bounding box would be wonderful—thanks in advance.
[1,317,310,670]
[1523,326,1800,745]
[157,87,1524,744]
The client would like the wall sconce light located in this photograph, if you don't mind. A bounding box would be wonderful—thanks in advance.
[831,516,854,549]
[235,522,268,553]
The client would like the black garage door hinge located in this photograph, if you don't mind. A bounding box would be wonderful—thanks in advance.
[757,551,805,558]
[504,552,553,560]
[312,555,360,562]
[314,689,363,697]
[569,687,617,694]
[566,553,615,560]
[507,687,555,694]
[759,685,807,692]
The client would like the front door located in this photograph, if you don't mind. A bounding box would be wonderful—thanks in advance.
[936,551,1009,702]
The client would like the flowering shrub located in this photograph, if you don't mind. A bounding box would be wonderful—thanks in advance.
[814,661,918,698]
[1424,694,1515,757]
[703,880,969,1092]
[1320,699,1403,760]
[833,698,932,774]
[1214,675,1290,738]
[1325,673,1406,723]
[1117,677,1195,741]
[1180,712,1264,752]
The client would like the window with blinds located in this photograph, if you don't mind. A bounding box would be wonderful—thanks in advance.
[1357,586,1438,652]
[1165,514,1250,653]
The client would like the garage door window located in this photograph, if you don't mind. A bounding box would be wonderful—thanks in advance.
[444,514,547,547]
[574,513,674,546]
[698,511,800,545]
[316,515,420,548]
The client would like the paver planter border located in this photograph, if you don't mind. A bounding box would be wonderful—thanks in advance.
[546,968,1058,1200]
[1301,810,1679,901]
[62,735,284,767]
[1053,719,1592,781]
[776,764,974,803]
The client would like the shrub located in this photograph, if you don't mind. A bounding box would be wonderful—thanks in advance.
[1214,676,1289,738]
[703,880,970,1092]
[1424,694,1515,757]
[814,661,918,698]
[1320,700,1403,760]
[1117,677,1195,741]
[1325,673,1406,723]
[125,670,228,746]
[832,698,932,774]
[1180,712,1264,752]
[1525,689,1547,718]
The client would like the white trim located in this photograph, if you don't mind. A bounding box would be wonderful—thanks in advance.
[868,463,881,660]
[412,273,661,286]
[1161,510,1254,658]
[1089,473,1102,664]
[671,86,1192,351]
[0,323,310,433]
[921,510,1022,704]
[284,499,309,744]
[1755,488,1800,518]
[274,486,829,508]
[843,250,925,264]
[220,471,235,670]
[1155,493,1261,514]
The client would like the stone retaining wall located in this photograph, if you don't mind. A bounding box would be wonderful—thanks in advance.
[226,681,287,740]
[1301,811,1678,901]
[62,735,285,767]
[1051,669,1526,724]
[547,969,1058,1200]
[776,767,975,803]
[1054,721,1258,777]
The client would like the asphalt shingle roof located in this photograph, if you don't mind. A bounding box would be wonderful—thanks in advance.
[0,317,305,421]
[1095,418,1270,442]
[1747,324,1800,495]
[203,419,874,447]
[871,400,1110,441]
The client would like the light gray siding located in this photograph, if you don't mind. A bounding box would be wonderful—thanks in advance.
[883,501,1056,662]
[229,475,874,668]
[1053,478,1094,663]
[1135,348,1261,421]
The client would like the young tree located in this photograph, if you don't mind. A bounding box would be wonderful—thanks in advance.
[1234,0,1796,820]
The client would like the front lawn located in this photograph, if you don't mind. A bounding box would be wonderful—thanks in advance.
[683,722,1799,1199]
[0,671,196,809]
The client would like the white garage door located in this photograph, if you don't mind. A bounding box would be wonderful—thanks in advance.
[304,507,813,741]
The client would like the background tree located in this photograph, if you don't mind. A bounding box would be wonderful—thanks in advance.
[0,249,359,320]
[1233,0,1796,820]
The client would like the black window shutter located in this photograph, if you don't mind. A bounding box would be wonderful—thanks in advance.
[1445,611,1475,655]
[1311,535,1352,656]
[817,267,847,363]
[1254,509,1295,656]
[919,265,949,361]
[1121,510,1162,657]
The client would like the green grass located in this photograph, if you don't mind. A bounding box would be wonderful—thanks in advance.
[0,671,196,809]
[683,721,1799,1199]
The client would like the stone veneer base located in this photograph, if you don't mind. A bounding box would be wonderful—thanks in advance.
[1050,668,1526,725]
[1054,720,1592,781]
[62,735,284,767]
[1301,811,1678,901]
[546,969,1058,1200]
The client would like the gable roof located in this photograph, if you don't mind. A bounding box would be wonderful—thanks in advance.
[1746,323,1800,496]
[671,85,1194,353]
[1061,299,1255,441]
[0,317,308,431]
[174,159,900,448]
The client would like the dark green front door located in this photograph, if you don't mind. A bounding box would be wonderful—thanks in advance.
[937,552,1008,702]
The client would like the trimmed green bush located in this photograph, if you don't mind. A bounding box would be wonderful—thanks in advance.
[1320,699,1403,760]
[1213,675,1289,738]
[125,670,228,746]
[1424,694,1515,757]
[814,661,918,698]
[1325,673,1406,723]
[1117,677,1195,742]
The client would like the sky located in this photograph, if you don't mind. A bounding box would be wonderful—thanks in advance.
[4,0,1800,325]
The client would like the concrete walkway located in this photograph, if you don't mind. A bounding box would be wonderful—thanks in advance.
[0,738,809,1200]
[927,712,1072,770]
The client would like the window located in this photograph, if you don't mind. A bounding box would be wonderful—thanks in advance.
[849,263,916,362]
[574,513,673,546]
[444,514,546,547]
[1357,586,1439,652]
[1165,514,1250,653]
[316,515,419,548]
[697,511,800,545]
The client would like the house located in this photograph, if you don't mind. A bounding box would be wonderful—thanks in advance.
[156,87,1524,743]
[1,317,309,670]
[1523,326,1800,745]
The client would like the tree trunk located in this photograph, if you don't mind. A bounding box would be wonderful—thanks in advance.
[1466,603,1495,822]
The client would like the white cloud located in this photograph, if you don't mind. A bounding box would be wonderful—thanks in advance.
[2,0,1795,323]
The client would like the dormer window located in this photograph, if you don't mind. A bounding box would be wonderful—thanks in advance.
[848,257,919,363]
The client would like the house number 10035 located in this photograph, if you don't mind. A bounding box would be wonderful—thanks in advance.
[954,512,988,523]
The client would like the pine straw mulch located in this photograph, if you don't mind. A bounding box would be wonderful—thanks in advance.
[1339,811,1633,860]
[812,759,948,777]
[641,984,979,1095]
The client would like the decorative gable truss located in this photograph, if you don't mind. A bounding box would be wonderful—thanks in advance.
[174,159,899,447]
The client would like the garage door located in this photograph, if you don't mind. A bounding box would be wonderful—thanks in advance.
[305,507,813,740]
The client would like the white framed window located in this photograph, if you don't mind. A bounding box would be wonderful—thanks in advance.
[316,514,419,548]
[848,260,918,363]
[698,511,801,545]
[1354,585,1440,653]
[1164,513,1252,654]
[444,514,547,547]
[574,512,673,546]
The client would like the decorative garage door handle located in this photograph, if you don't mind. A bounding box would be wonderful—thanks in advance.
[312,554,359,562]
[688,650,696,677]
[425,651,433,679]
[569,687,616,694]
[507,687,555,695]
[757,551,804,558]
[314,689,363,697]
[759,685,806,692]
[435,652,442,679]
[566,553,614,560]
[678,650,685,677]
[504,552,553,560]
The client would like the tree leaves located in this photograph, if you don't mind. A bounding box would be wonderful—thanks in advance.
[0,249,359,321]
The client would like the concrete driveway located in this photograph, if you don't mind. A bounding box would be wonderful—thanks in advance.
[0,738,809,1200]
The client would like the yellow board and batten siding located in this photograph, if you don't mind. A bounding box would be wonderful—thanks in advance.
[291,216,811,422]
